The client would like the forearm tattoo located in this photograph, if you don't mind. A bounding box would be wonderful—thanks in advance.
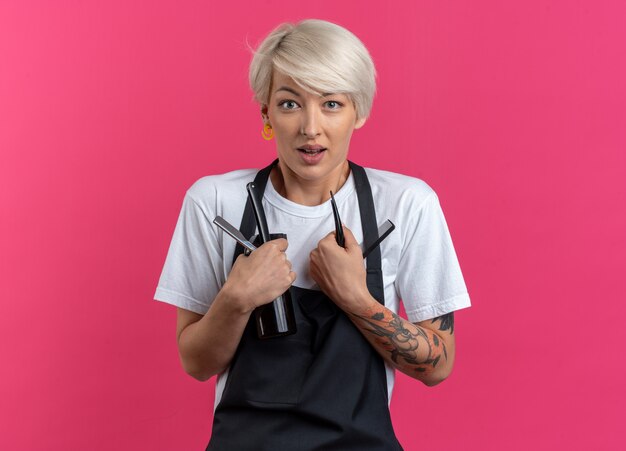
[351,311,454,374]
[434,312,454,334]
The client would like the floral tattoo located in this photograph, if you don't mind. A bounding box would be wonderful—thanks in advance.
[351,311,454,374]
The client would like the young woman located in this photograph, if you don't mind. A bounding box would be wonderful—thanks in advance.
[155,19,471,450]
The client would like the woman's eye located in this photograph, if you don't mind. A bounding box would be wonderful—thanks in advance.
[279,100,299,110]
[325,101,343,110]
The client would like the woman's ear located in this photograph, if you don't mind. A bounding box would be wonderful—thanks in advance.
[355,116,367,129]
[260,104,269,119]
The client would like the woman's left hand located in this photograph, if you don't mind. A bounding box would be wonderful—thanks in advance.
[309,225,375,313]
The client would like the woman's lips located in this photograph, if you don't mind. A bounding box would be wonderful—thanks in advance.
[297,145,326,152]
[297,148,326,164]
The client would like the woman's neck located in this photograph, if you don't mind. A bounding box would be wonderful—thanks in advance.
[270,161,351,206]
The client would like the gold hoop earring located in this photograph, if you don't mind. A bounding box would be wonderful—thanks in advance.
[261,123,274,140]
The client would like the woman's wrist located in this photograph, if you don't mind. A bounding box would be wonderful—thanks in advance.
[339,288,379,316]
[217,281,256,316]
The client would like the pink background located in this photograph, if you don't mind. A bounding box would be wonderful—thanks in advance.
[1,1,624,449]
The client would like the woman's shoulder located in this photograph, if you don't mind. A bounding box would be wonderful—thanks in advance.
[363,166,436,205]
[186,168,256,199]
[183,168,258,215]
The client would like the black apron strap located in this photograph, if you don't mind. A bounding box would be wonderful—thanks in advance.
[348,161,385,305]
[231,159,279,266]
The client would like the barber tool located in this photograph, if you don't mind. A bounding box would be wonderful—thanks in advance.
[246,182,297,339]
[362,220,395,259]
[213,216,257,253]
[247,182,271,244]
[330,191,345,248]
[328,191,395,257]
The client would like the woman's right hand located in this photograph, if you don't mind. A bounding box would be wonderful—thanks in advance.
[223,238,296,313]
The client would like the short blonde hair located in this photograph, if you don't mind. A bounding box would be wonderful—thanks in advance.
[248,19,377,120]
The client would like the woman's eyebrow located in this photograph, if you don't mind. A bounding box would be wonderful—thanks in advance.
[275,86,301,96]
[275,86,335,97]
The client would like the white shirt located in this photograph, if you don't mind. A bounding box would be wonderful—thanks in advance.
[154,166,471,408]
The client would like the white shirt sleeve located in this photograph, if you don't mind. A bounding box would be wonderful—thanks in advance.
[153,190,225,315]
[395,190,471,323]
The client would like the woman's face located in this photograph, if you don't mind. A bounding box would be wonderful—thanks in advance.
[264,70,366,184]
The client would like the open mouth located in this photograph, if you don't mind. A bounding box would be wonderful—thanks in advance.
[297,148,327,155]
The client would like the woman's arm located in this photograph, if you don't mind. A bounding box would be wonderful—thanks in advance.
[176,291,251,382]
[344,296,455,386]
[309,226,455,386]
[177,238,296,381]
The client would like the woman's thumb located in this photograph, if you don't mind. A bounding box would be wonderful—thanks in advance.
[342,224,359,248]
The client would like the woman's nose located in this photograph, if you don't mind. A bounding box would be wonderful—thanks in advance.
[300,108,321,138]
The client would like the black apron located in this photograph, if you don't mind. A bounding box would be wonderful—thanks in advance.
[206,160,402,451]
